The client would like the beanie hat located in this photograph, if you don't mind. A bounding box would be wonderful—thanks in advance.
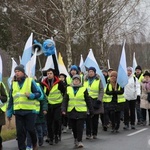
[88,67,96,73]
[72,75,81,81]
[14,64,25,73]
[70,65,78,72]
[110,71,117,77]
[135,65,142,71]
[127,66,133,72]
[102,69,108,73]
[143,70,150,76]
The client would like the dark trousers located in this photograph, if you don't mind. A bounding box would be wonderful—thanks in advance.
[124,100,136,125]
[109,110,121,130]
[46,105,61,141]
[86,114,99,136]
[136,101,143,122]
[141,108,150,122]
[15,113,37,150]
[70,118,84,142]
[0,126,2,148]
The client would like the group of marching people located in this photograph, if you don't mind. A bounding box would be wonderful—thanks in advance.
[0,62,149,150]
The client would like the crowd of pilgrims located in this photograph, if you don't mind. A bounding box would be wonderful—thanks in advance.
[5,64,150,150]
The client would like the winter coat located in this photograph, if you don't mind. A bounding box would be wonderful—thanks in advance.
[84,74,104,114]
[104,83,125,112]
[0,82,8,126]
[140,79,150,109]
[124,75,141,100]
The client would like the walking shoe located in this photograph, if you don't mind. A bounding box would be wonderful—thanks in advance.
[131,125,135,129]
[26,146,33,150]
[38,137,44,146]
[123,125,129,130]
[45,137,50,143]
[55,136,59,144]
[49,140,53,145]
[93,135,97,139]
[86,135,91,139]
[77,142,84,148]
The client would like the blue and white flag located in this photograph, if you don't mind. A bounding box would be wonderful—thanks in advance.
[0,56,2,81]
[79,54,86,73]
[21,33,33,69]
[25,49,37,78]
[7,58,18,89]
[117,41,128,88]
[132,52,137,73]
[84,49,106,88]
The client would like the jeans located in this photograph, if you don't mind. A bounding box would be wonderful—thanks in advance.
[136,101,143,122]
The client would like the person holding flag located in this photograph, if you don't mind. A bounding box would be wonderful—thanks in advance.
[7,64,42,150]
[103,71,125,133]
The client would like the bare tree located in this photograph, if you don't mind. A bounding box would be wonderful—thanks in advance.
[0,0,147,70]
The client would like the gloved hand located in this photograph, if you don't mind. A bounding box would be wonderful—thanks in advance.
[137,95,140,103]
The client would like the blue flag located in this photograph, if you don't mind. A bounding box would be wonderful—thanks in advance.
[84,49,106,88]
[117,41,128,87]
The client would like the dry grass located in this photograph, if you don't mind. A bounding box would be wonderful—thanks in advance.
[1,116,16,141]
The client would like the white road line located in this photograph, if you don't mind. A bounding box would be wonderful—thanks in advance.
[127,128,148,136]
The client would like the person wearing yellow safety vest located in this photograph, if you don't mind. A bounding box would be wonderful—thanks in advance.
[84,67,104,139]
[41,68,65,145]
[103,71,125,133]
[0,81,8,150]
[134,65,144,125]
[62,75,93,148]
[7,64,42,150]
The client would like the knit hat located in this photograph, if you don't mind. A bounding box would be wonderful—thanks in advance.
[135,65,142,71]
[70,65,78,72]
[127,66,133,72]
[14,64,25,73]
[110,71,117,77]
[88,67,96,73]
[72,75,81,81]
[143,71,150,76]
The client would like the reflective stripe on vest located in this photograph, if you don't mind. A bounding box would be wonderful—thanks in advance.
[103,84,125,103]
[12,78,37,111]
[45,84,63,104]
[84,79,100,98]
[67,86,87,112]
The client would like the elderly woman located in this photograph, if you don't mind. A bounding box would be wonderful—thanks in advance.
[62,74,93,148]
[140,71,150,126]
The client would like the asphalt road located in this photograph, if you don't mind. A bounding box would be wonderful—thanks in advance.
[3,122,150,150]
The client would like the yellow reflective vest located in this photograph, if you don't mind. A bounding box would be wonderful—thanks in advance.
[12,78,36,111]
[44,84,63,105]
[0,82,8,112]
[103,84,125,103]
[84,79,100,99]
[67,86,87,112]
